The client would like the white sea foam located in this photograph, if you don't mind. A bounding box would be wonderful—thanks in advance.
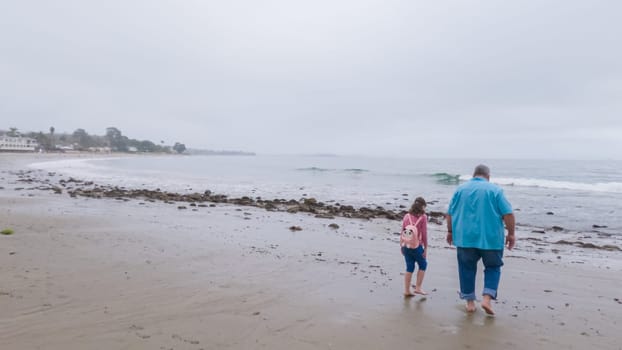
[459,174,622,193]
[28,157,118,172]
[27,157,170,189]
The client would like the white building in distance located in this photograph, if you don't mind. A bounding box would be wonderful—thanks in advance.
[0,136,38,152]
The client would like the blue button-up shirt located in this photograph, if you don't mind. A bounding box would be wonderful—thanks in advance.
[447,177,513,250]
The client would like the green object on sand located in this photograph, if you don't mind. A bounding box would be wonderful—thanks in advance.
[1,228,14,235]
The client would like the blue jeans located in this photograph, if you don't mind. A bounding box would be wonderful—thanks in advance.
[402,245,427,273]
[457,248,504,300]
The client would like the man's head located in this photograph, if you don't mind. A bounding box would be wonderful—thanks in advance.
[473,164,490,180]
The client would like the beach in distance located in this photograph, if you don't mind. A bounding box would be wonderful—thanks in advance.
[1,153,621,350]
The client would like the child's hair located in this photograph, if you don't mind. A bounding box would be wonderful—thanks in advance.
[409,197,427,215]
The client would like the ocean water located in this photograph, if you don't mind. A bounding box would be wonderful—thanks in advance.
[29,155,622,235]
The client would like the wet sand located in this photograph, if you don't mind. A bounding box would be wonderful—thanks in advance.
[1,154,621,349]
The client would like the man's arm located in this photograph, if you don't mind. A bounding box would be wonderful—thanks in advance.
[445,214,453,246]
[503,213,516,250]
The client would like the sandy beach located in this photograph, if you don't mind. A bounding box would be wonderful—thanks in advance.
[1,154,621,350]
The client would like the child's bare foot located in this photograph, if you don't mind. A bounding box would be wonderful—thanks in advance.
[414,289,428,295]
[465,300,476,313]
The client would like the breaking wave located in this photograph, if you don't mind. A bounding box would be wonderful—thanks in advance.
[296,167,369,174]
[455,174,622,193]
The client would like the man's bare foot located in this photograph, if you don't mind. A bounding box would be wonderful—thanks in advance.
[466,300,476,313]
[414,289,428,295]
[404,293,415,298]
[481,295,495,315]
[481,300,495,315]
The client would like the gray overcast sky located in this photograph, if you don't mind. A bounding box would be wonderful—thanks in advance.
[1,0,621,159]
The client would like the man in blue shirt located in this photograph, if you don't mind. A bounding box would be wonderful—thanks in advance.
[446,164,515,315]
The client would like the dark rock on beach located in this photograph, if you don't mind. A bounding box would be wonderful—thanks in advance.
[315,214,335,219]
[554,240,621,251]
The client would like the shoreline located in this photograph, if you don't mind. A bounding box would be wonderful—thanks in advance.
[15,152,622,236]
[2,154,622,349]
[2,154,621,265]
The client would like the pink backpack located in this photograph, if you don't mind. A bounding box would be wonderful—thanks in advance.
[400,214,423,248]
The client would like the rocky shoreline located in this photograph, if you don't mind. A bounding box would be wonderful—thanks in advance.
[4,168,622,253]
[9,169,448,222]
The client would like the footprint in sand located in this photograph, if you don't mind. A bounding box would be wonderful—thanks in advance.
[129,325,150,339]
[172,334,200,345]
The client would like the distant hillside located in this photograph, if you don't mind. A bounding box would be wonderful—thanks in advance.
[186,149,256,156]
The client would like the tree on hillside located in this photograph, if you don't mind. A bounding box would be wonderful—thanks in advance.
[173,142,186,154]
[138,140,158,152]
[73,129,94,149]
[105,127,128,152]
[49,126,55,149]
[7,127,19,137]
[35,132,52,150]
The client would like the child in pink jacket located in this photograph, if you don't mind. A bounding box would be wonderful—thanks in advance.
[400,197,428,297]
